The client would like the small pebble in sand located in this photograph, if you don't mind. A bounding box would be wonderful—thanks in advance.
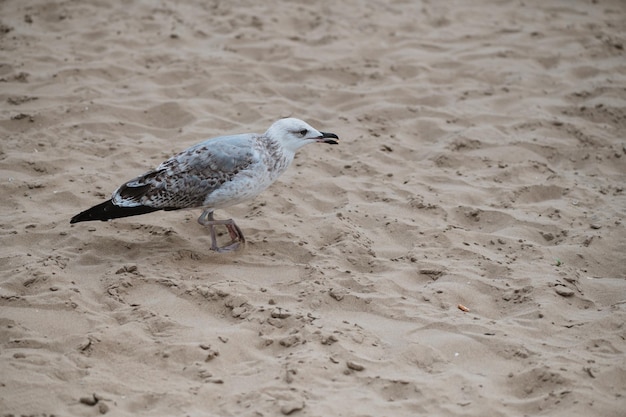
[205,348,220,361]
[271,308,291,319]
[329,288,346,301]
[77,338,92,351]
[285,368,296,383]
[346,360,365,371]
[231,306,250,318]
[79,393,100,406]
[99,402,109,414]
[115,264,137,274]
[267,318,284,328]
[279,334,301,347]
[321,334,338,345]
[280,399,305,415]
[555,286,575,297]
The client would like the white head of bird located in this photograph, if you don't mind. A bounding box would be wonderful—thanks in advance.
[264,118,339,153]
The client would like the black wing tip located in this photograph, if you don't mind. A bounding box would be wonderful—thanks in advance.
[70,200,114,224]
[70,199,163,224]
[69,213,99,224]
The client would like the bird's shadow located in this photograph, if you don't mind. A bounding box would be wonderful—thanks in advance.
[69,220,235,264]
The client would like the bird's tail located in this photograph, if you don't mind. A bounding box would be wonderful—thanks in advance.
[70,199,161,224]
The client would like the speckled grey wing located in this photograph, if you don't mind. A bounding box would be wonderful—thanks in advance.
[111,134,258,209]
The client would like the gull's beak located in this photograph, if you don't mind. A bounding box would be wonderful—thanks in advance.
[317,131,339,145]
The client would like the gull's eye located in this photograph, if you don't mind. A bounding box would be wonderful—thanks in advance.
[299,129,308,137]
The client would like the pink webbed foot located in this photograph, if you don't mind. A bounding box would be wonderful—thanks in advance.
[198,210,245,253]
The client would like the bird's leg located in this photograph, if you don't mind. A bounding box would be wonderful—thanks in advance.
[197,209,245,253]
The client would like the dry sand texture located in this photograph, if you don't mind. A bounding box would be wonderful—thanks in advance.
[1,0,625,416]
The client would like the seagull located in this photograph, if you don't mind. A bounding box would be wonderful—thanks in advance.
[70,118,339,252]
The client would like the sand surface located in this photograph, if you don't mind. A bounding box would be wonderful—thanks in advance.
[1,0,625,416]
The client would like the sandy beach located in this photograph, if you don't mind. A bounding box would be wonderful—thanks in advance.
[1,0,625,415]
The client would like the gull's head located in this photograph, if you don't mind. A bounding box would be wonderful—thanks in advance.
[265,118,339,152]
